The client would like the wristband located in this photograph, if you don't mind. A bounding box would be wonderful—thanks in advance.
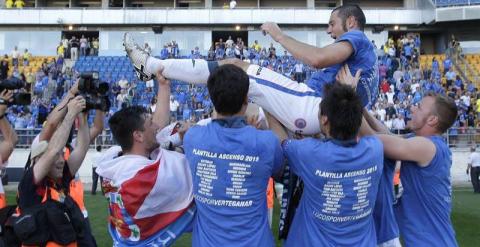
[0,98,7,105]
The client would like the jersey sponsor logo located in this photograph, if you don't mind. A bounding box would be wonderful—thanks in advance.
[294,118,307,129]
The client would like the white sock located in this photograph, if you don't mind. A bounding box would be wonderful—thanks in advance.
[146,58,211,84]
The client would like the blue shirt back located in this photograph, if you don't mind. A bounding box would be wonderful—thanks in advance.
[373,159,399,244]
[283,136,384,247]
[404,45,412,56]
[183,118,284,247]
[396,136,458,247]
[307,30,379,108]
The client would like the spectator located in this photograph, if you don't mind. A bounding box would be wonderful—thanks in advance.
[0,60,8,80]
[294,62,304,83]
[149,97,156,113]
[392,114,406,134]
[11,46,19,67]
[22,48,30,66]
[144,43,152,54]
[251,40,261,52]
[5,0,13,8]
[70,36,79,61]
[443,57,452,75]
[229,0,237,9]
[92,38,99,56]
[467,146,480,194]
[385,103,397,119]
[169,96,179,119]
[57,41,65,56]
[215,44,224,60]
[13,0,24,8]
[80,35,88,57]
[445,68,456,87]
[225,35,234,48]
[62,36,70,59]
[386,87,395,104]
[380,78,390,94]
[379,62,387,80]
[384,114,393,130]
[160,45,169,59]
[91,145,102,195]
[172,41,179,57]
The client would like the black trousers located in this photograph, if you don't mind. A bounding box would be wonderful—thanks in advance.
[91,167,101,195]
[471,167,480,193]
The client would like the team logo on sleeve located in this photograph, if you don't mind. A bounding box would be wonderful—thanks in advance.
[294,118,307,129]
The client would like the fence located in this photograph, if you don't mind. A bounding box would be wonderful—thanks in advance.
[9,127,480,150]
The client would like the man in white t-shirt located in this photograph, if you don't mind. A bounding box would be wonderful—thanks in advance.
[11,46,19,66]
[376,104,386,122]
[169,96,180,119]
[294,63,304,82]
[467,146,480,193]
[392,114,406,134]
[386,88,395,104]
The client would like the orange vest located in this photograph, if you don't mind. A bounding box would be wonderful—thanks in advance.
[20,187,78,247]
[0,193,6,209]
[69,179,87,218]
[266,178,274,209]
[0,183,6,209]
[393,171,401,186]
[64,146,88,218]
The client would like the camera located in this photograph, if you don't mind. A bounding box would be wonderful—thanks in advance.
[0,77,31,106]
[78,72,111,112]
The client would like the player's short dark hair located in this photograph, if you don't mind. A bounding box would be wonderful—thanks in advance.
[332,4,366,31]
[96,145,102,152]
[320,84,362,140]
[109,106,148,151]
[426,92,458,133]
[207,64,249,115]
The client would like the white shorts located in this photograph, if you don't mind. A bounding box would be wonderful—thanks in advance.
[378,237,401,247]
[246,65,322,135]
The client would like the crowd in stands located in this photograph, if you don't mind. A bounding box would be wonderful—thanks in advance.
[368,34,479,141]
[57,35,100,61]
[1,33,479,147]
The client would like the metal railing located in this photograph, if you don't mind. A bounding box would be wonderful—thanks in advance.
[434,0,480,8]
[8,127,480,150]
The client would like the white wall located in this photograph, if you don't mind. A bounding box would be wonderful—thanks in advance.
[99,30,210,56]
[0,31,60,56]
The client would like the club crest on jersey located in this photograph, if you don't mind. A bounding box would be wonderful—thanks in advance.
[294,118,306,129]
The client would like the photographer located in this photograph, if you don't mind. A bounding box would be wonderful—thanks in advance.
[31,77,108,246]
[16,96,90,246]
[0,90,19,209]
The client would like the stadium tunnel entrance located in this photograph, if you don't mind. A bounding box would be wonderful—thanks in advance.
[212,30,248,48]
[61,31,99,41]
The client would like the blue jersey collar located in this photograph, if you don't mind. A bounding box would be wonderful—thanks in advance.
[327,138,358,147]
[213,116,247,128]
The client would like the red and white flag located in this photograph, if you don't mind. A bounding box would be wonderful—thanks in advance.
[96,146,193,241]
